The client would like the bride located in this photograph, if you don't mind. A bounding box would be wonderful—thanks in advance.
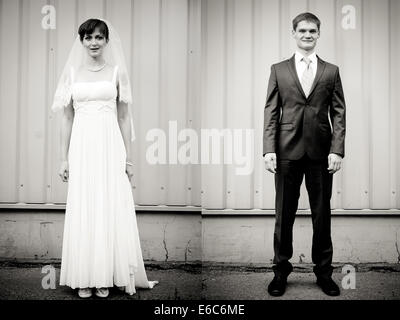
[51,18,158,298]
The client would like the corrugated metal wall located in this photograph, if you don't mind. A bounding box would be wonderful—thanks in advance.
[0,0,201,206]
[1,0,399,211]
[201,0,400,210]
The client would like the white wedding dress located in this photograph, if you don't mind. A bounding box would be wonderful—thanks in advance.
[59,65,157,295]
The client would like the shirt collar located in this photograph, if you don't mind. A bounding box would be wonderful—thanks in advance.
[295,51,317,64]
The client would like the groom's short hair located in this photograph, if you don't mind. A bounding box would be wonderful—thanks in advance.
[292,12,321,31]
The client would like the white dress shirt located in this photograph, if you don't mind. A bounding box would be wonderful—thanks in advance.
[295,51,318,82]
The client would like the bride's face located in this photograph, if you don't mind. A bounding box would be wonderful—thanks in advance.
[82,28,107,58]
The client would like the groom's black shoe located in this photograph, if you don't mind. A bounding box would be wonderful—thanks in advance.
[267,274,287,297]
[316,276,340,296]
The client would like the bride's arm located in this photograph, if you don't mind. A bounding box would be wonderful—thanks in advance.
[117,100,132,160]
[59,103,74,182]
[117,98,134,180]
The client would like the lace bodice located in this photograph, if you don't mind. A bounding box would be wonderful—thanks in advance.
[71,66,118,113]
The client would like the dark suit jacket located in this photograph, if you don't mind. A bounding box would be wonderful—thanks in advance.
[263,54,346,160]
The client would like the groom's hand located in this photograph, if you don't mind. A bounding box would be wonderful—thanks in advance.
[264,153,277,174]
[328,153,342,174]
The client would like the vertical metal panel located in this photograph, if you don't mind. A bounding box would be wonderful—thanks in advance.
[0,0,20,202]
[19,0,49,203]
[225,0,253,209]
[161,0,189,205]
[390,0,400,209]
[131,0,162,205]
[366,0,391,209]
[187,0,202,206]
[0,0,200,206]
[48,0,77,204]
[201,0,226,209]
[201,0,400,210]
[254,0,280,209]
[77,0,105,22]
[336,0,369,209]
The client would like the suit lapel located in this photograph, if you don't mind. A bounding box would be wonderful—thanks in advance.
[287,55,307,99]
[286,54,327,100]
[307,56,326,98]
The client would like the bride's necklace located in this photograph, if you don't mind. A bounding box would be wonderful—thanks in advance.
[87,62,107,72]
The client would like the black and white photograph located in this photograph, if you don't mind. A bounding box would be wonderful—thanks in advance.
[0,0,202,301]
[0,0,399,315]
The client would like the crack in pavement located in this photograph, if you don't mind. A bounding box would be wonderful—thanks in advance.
[184,240,192,263]
[395,230,400,264]
[162,215,177,262]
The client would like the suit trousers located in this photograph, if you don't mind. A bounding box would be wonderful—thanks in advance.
[273,154,334,278]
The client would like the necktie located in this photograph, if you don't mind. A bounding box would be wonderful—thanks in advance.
[301,57,313,97]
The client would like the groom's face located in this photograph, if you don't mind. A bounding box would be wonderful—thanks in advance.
[292,20,320,52]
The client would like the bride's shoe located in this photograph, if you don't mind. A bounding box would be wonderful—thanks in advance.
[78,288,92,298]
[95,287,109,298]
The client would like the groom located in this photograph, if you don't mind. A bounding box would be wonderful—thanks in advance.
[263,12,346,296]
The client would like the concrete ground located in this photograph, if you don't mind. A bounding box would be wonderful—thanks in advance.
[0,262,399,300]
[202,268,400,300]
[0,262,202,300]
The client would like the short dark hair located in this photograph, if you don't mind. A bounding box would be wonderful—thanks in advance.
[292,12,321,31]
[78,19,109,42]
